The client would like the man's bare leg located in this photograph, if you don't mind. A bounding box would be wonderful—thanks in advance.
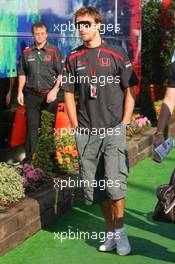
[99,198,131,255]
[100,199,114,231]
[99,199,116,252]
[100,198,125,229]
[111,198,125,229]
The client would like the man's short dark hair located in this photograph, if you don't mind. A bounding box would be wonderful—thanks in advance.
[32,22,48,34]
[75,6,102,23]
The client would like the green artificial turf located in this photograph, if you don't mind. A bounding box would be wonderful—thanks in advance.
[1,149,175,264]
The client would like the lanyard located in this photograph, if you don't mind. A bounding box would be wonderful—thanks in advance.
[37,51,43,62]
[84,45,102,78]
[38,54,43,61]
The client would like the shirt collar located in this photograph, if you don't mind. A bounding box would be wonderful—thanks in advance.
[32,42,48,51]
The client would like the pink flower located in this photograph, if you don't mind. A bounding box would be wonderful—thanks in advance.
[138,122,143,128]
[139,118,146,126]
[34,168,45,178]
[33,174,39,181]
[26,171,34,179]
[23,178,29,187]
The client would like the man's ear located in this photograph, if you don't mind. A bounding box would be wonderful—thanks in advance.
[96,22,101,31]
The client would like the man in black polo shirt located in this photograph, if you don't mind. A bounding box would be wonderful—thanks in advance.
[63,7,138,256]
[18,22,63,163]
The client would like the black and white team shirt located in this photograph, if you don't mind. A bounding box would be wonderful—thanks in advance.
[63,42,138,130]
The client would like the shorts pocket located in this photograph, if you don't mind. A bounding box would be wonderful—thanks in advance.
[75,133,89,158]
[118,148,129,176]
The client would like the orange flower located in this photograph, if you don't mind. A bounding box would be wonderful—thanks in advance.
[71,146,77,151]
[57,157,63,164]
[64,146,69,152]
[56,144,78,161]
[71,150,79,157]
[62,145,73,154]
[55,152,64,164]
[62,148,68,154]
[56,152,62,159]
[64,157,71,164]
[64,146,73,153]
[56,147,63,153]
[32,153,38,160]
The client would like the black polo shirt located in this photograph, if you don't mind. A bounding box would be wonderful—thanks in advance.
[62,42,138,130]
[168,62,175,87]
[18,43,64,92]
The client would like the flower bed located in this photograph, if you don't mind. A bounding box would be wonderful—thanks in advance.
[127,113,152,137]
[55,134,79,172]
[21,164,47,191]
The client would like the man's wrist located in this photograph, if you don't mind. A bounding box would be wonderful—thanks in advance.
[52,86,60,92]
[18,90,23,95]
[121,121,130,128]
[121,120,128,124]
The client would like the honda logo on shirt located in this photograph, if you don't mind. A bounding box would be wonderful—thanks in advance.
[99,58,111,67]
[44,55,52,62]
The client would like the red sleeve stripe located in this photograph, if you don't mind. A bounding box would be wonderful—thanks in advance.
[45,47,59,61]
[66,63,70,70]
[23,47,33,53]
[68,49,89,61]
[100,48,124,61]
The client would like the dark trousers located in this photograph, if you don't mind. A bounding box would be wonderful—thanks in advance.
[24,91,59,162]
[0,78,9,115]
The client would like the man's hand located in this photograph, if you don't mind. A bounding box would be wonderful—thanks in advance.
[46,87,59,103]
[6,91,12,105]
[122,87,136,125]
[17,91,24,106]
[64,92,78,129]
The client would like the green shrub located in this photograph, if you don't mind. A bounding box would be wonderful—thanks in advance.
[142,0,164,84]
[0,163,25,203]
[32,110,57,175]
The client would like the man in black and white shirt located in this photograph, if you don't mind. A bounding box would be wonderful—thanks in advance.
[18,22,63,163]
[63,6,138,256]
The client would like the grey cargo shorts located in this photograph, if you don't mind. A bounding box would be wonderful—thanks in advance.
[75,123,129,204]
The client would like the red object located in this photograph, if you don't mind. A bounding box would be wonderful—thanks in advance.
[162,0,172,29]
[128,0,142,97]
[55,103,72,136]
[149,84,166,101]
[44,55,52,61]
[30,89,52,94]
[10,106,26,147]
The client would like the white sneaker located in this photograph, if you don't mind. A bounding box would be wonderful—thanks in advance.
[99,232,116,252]
[115,230,131,256]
